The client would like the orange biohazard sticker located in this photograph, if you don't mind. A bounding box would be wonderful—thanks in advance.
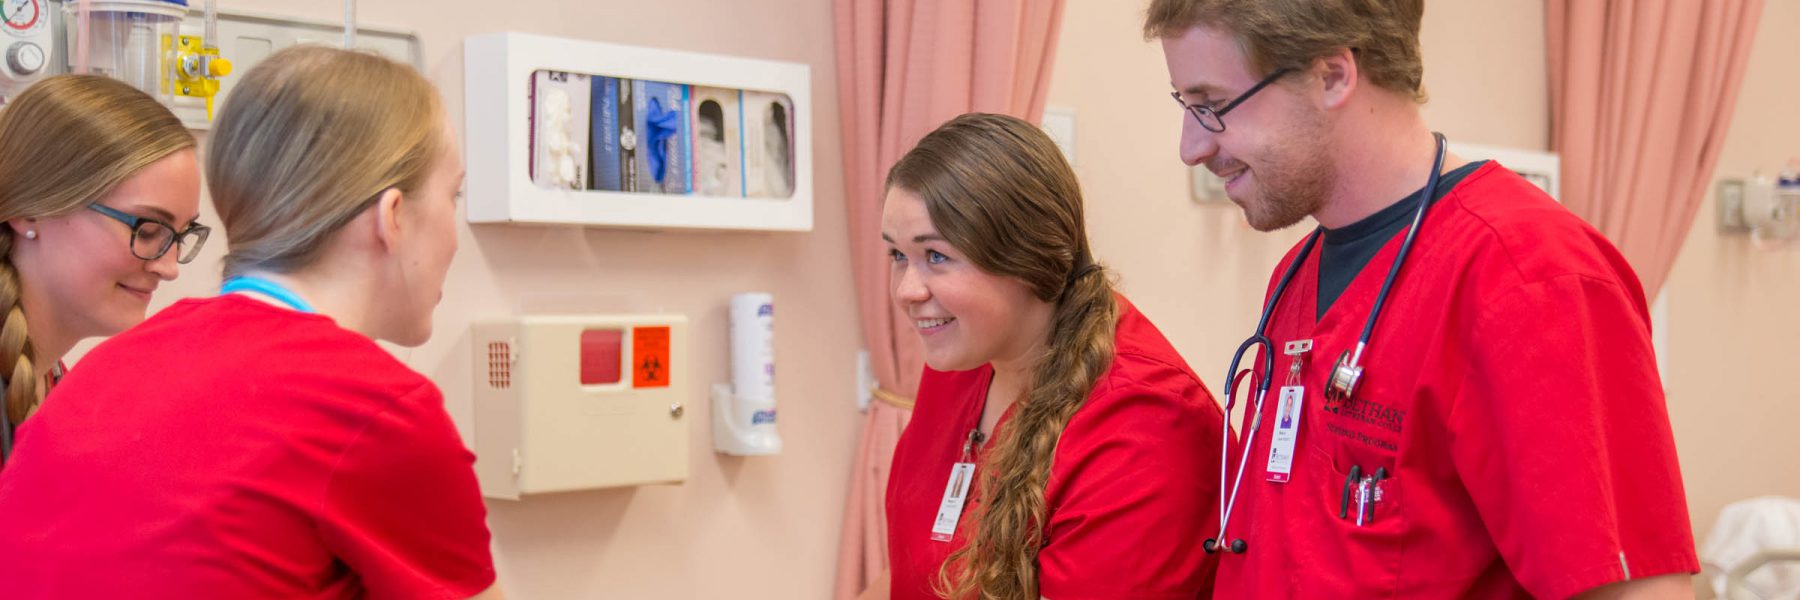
[632,326,672,388]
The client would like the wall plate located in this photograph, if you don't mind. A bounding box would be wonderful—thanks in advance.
[1041,106,1076,167]
[1190,164,1227,204]
[1716,177,1749,233]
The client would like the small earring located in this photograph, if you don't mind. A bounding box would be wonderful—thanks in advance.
[23,230,35,240]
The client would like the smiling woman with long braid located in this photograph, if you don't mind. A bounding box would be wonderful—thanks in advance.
[0,74,201,467]
[869,113,1225,600]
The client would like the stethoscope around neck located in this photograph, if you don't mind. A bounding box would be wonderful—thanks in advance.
[1203,132,1446,555]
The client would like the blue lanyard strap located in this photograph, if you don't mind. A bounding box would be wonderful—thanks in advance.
[221,276,316,313]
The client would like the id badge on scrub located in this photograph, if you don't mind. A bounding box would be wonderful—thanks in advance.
[1266,339,1311,483]
[930,462,976,542]
[1266,386,1304,482]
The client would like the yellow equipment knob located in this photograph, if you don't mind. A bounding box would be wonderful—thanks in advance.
[208,57,233,78]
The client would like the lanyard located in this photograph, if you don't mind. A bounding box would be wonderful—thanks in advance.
[221,276,316,314]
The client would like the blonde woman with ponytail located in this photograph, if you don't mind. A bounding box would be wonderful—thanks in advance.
[874,113,1224,600]
[0,47,501,599]
[0,75,201,467]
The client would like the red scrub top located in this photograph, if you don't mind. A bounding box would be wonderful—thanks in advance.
[0,295,496,599]
[887,296,1224,600]
[1212,162,1697,598]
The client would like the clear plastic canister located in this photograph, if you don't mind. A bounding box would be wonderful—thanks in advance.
[65,0,187,101]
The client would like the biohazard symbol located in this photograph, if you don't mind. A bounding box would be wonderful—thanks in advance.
[640,356,663,383]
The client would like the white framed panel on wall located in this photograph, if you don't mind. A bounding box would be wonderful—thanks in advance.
[463,32,813,231]
[1448,141,1560,201]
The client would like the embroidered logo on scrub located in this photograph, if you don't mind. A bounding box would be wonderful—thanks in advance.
[1321,397,1407,452]
[1323,398,1405,433]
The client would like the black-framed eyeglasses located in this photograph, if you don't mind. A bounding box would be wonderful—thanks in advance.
[1170,67,1297,133]
[87,204,211,264]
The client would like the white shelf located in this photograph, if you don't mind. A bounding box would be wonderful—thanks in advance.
[462,32,813,232]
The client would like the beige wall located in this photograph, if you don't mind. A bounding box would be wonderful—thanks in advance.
[59,0,1792,596]
[1663,0,1800,541]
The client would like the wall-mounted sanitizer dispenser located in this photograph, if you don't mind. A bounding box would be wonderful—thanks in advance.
[471,314,688,499]
[714,292,781,456]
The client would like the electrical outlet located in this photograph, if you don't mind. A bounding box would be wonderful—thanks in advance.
[1716,177,1749,233]
[1190,164,1226,204]
[855,349,873,412]
[1041,107,1077,167]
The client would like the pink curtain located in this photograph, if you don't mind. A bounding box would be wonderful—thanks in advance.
[1548,0,1762,297]
[831,1,1066,597]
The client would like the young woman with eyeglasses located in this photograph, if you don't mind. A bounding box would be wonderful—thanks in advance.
[0,74,202,466]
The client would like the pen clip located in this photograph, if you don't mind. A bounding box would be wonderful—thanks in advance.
[1340,465,1361,519]
[1357,477,1373,526]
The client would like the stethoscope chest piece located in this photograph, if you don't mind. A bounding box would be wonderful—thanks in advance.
[1324,350,1363,409]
